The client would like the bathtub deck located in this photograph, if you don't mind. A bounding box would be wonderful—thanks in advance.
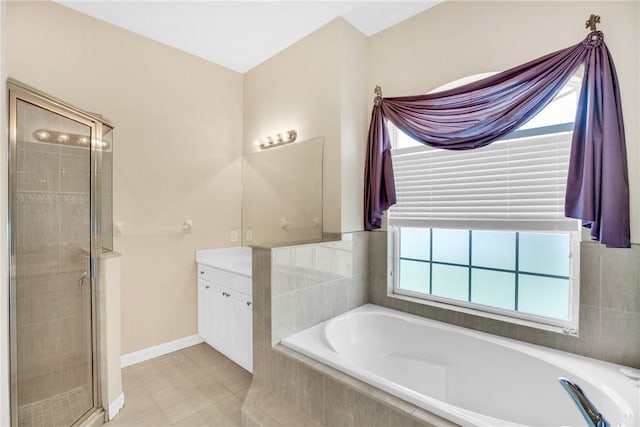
[240,344,456,427]
[242,381,323,427]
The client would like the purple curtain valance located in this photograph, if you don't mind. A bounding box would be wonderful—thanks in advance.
[364,31,630,248]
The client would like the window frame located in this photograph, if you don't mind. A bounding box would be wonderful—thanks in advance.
[387,72,582,334]
[391,226,581,333]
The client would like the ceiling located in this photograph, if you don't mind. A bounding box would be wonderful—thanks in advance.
[55,1,441,73]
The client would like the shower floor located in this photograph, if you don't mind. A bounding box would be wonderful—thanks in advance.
[18,386,92,427]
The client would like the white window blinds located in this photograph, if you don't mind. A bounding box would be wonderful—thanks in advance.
[389,128,579,231]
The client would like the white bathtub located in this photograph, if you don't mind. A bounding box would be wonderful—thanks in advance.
[281,304,640,427]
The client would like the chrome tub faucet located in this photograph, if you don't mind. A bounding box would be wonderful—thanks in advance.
[559,377,610,427]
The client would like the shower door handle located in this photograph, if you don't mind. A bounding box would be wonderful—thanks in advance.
[78,272,88,288]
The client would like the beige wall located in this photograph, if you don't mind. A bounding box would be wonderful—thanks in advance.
[1,0,9,424]
[6,1,243,354]
[339,26,368,233]
[243,18,368,234]
[369,0,640,243]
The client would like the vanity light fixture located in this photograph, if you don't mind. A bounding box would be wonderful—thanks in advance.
[32,129,111,150]
[258,130,297,150]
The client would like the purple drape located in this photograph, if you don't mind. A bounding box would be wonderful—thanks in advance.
[364,31,630,248]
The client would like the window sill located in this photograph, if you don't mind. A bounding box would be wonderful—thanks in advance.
[388,290,579,337]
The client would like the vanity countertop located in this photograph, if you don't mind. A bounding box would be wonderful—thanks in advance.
[195,246,252,277]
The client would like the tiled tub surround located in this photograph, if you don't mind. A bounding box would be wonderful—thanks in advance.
[245,233,454,427]
[368,232,640,369]
[243,346,454,427]
[243,231,640,427]
[281,305,639,426]
[270,235,369,345]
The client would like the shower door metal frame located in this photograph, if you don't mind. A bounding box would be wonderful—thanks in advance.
[7,79,111,427]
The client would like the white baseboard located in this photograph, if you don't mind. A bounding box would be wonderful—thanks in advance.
[108,392,125,421]
[120,334,204,367]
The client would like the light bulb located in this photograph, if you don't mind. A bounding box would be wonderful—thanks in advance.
[77,136,89,145]
[34,130,50,141]
[57,133,70,143]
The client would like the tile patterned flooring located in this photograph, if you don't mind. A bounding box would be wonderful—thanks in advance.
[107,343,252,427]
[18,386,92,427]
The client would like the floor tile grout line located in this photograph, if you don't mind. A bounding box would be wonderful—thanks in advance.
[128,362,174,426]
[155,346,237,424]
[109,344,249,427]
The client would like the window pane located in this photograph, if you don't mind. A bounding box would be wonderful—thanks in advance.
[432,229,468,265]
[519,82,578,130]
[518,275,570,320]
[400,227,430,260]
[519,233,570,276]
[472,231,515,270]
[396,128,422,149]
[399,260,430,294]
[432,264,468,302]
[471,269,515,310]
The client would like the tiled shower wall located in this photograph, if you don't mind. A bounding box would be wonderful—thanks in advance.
[15,128,93,403]
[368,231,640,368]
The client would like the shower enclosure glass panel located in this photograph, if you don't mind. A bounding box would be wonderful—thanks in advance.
[9,83,109,427]
[101,126,113,252]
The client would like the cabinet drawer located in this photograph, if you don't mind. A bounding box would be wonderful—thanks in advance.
[197,264,252,295]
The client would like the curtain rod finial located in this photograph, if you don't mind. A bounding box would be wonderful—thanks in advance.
[374,85,383,106]
[585,14,600,31]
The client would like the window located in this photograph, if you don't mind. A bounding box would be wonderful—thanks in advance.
[397,228,573,320]
[390,74,581,332]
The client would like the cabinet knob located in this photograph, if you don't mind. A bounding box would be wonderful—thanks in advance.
[222,291,226,296]
[246,301,252,306]
[200,271,204,275]
[205,285,210,289]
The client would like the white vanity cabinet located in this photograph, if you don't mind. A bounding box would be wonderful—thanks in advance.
[196,247,252,373]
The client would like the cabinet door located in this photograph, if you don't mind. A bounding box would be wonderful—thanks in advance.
[211,283,232,351]
[228,291,253,372]
[197,278,209,340]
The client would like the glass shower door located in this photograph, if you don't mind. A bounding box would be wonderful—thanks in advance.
[11,96,96,426]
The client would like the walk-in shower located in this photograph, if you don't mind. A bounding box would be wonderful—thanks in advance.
[8,80,113,426]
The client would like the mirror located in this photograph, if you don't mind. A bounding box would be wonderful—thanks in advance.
[241,137,323,246]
